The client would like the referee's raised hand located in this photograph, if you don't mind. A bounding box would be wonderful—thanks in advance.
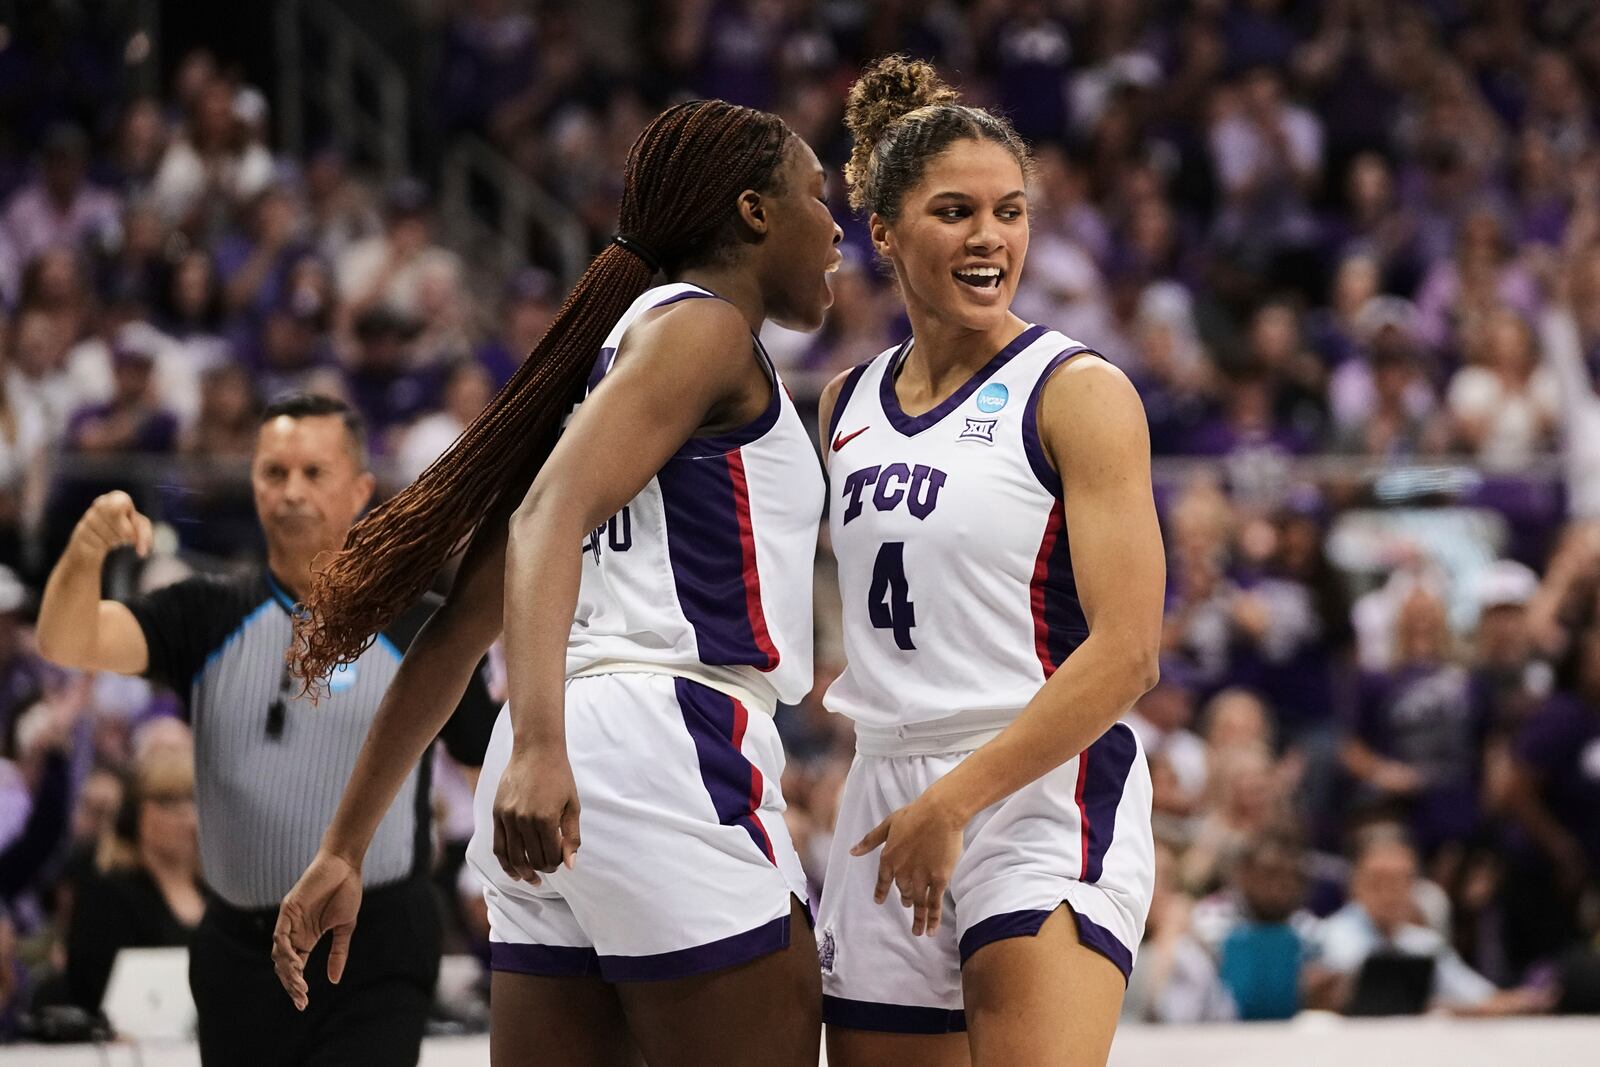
[272,850,364,1011]
[70,491,154,560]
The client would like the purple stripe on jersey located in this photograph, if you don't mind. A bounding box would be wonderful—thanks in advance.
[1021,346,1092,496]
[1032,499,1089,674]
[822,995,967,1034]
[657,453,776,670]
[825,358,875,443]
[654,289,720,310]
[880,324,1048,436]
[489,941,601,977]
[674,678,776,861]
[597,914,789,982]
[585,289,716,393]
[1081,723,1139,885]
[957,906,1133,982]
[675,356,783,458]
[586,346,615,393]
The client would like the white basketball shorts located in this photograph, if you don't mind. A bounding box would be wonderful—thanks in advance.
[466,672,809,981]
[817,723,1154,1033]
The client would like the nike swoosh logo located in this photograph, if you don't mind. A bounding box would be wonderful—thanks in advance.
[831,426,869,452]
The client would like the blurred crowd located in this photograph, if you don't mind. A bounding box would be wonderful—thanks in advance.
[5,0,1600,1039]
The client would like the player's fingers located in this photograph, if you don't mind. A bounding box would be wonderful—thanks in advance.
[851,817,892,857]
[531,814,563,874]
[492,816,512,879]
[504,815,543,885]
[559,803,581,869]
[911,885,932,937]
[496,811,537,884]
[872,853,895,905]
[925,881,947,935]
[327,924,354,985]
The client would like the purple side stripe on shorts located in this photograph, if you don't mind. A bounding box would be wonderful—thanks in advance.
[822,995,967,1034]
[597,914,790,982]
[1081,723,1139,884]
[674,678,775,862]
[957,906,1134,983]
[489,941,601,978]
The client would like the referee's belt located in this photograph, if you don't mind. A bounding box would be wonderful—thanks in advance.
[203,877,423,950]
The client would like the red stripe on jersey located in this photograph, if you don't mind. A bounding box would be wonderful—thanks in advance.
[732,699,775,862]
[1030,501,1066,677]
[727,450,781,672]
[1075,748,1091,880]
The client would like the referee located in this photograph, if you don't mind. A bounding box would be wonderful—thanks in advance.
[36,394,495,1066]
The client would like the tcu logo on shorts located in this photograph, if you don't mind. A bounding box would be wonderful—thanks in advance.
[840,464,948,525]
[818,928,836,974]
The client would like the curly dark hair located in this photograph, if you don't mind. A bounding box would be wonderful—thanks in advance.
[844,54,1034,220]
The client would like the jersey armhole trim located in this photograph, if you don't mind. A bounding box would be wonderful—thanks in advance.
[824,358,875,443]
[1022,346,1095,498]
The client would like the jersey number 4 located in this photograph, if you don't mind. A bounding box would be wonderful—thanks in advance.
[868,542,917,650]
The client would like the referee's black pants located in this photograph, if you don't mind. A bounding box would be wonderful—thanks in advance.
[189,877,442,1067]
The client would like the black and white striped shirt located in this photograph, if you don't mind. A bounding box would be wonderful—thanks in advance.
[125,568,495,909]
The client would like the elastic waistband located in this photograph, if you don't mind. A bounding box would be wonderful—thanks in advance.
[852,721,1009,757]
[569,662,776,718]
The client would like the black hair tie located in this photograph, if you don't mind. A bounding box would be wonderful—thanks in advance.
[612,234,662,273]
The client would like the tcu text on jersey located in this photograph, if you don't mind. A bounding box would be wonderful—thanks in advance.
[839,464,949,524]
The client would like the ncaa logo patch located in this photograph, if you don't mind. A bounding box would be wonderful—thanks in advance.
[818,928,836,974]
[975,382,1009,413]
[327,661,359,693]
[958,417,997,444]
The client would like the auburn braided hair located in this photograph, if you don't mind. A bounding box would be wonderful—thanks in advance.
[292,100,793,685]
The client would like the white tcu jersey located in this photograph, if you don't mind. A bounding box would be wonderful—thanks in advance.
[565,283,824,709]
[824,325,1093,743]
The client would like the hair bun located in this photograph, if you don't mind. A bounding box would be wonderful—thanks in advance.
[845,55,958,210]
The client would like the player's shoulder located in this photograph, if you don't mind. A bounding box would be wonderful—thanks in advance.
[632,288,750,344]
[1037,342,1136,408]
[821,349,889,410]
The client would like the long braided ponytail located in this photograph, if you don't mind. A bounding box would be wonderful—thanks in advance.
[292,100,792,684]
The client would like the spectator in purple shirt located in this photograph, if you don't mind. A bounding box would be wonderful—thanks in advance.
[0,125,120,273]
[1342,586,1492,869]
[1501,618,1600,974]
[62,333,179,457]
[473,268,555,389]
[345,307,432,455]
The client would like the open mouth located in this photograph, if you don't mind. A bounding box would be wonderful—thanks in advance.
[954,266,1003,289]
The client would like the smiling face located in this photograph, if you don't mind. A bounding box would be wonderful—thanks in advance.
[754,136,844,332]
[872,138,1030,335]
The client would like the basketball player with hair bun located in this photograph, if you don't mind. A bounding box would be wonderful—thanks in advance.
[816,56,1163,1066]
[271,99,842,1066]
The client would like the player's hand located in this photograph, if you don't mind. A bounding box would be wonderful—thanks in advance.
[272,850,364,1011]
[70,491,154,561]
[493,745,581,884]
[852,793,966,937]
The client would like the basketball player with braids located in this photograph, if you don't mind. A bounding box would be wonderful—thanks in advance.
[815,58,1163,1066]
[270,100,842,1065]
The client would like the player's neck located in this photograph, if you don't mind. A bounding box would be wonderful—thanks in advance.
[673,267,766,335]
[900,309,1030,394]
